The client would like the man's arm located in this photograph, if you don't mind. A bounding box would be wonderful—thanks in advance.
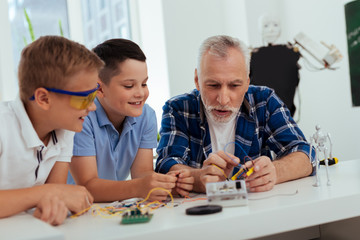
[273,151,312,184]
[244,88,314,192]
[70,155,177,202]
[245,152,312,192]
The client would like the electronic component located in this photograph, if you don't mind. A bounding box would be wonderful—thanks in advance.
[120,209,153,224]
[231,166,254,180]
[206,180,248,207]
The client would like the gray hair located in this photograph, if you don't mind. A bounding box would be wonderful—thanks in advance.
[197,35,250,75]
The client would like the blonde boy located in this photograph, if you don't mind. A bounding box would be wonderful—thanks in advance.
[0,36,104,225]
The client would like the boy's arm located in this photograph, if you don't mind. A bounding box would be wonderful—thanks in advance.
[130,148,154,178]
[70,155,177,202]
[46,162,70,184]
[0,183,92,220]
[130,148,196,198]
[0,186,49,218]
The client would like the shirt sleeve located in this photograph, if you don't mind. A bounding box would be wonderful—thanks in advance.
[263,90,316,175]
[73,117,96,156]
[155,100,191,174]
[56,130,74,162]
[139,105,158,149]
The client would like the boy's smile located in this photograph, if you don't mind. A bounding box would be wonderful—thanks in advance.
[128,101,143,107]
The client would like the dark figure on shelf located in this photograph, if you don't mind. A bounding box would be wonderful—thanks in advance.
[250,15,300,116]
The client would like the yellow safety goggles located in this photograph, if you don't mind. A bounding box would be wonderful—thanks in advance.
[30,83,100,110]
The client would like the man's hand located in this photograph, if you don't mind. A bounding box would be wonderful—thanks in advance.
[245,156,277,192]
[33,194,68,226]
[199,151,240,190]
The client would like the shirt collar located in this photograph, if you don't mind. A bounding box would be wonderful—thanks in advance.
[242,90,254,118]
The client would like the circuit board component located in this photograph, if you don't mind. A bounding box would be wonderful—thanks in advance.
[206,180,248,207]
[120,209,153,224]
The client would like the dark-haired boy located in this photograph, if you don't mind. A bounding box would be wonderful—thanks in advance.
[68,38,194,202]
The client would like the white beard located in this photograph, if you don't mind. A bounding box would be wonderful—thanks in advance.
[203,102,239,123]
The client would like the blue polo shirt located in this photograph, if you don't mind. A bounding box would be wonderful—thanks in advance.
[67,98,157,184]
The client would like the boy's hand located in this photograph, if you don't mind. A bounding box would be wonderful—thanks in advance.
[168,169,194,197]
[139,173,177,201]
[45,184,93,214]
[33,194,68,226]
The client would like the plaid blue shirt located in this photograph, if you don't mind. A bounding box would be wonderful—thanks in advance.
[156,85,315,175]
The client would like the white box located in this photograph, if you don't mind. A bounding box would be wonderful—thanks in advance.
[206,180,248,207]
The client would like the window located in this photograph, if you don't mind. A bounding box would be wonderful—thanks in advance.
[2,0,131,101]
[81,0,131,49]
[8,0,70,78]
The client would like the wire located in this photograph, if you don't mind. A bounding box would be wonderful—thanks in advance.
[70,187,175,219]
[223,141,256,180]
[136,187,174,211]
[70,204,126,219]
[248,190,298,200]
[300,54,325,71]
[211,164,228,180]
[181,195,207,204]
[224,141,249,164]
[168,193,207,206]
[70,205,94,218]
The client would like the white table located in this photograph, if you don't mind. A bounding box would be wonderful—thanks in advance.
[2,159,360,240]
[0,212,63,240]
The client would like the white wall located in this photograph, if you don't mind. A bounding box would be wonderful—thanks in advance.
[0,0,16,101]
[132,0,170,129]
[279,0,359,161]
[161,0,248,97]
[159,0,360,161]
[271,0,359,161]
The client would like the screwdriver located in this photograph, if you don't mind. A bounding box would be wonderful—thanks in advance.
[320,157,338,165]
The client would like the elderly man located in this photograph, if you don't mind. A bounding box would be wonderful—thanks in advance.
[156,35,314,194]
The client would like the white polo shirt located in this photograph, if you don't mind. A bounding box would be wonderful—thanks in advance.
[0,96,74,190]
